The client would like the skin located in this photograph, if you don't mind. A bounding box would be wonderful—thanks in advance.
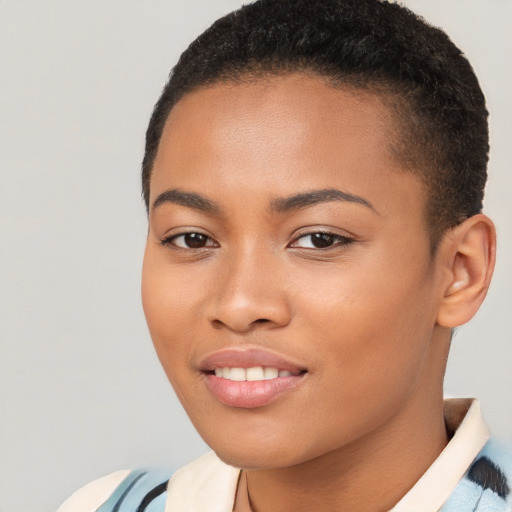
[141,74,495,512]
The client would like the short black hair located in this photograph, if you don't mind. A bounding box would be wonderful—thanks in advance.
[142,0,489,247]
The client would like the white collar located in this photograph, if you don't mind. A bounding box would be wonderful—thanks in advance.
[391,398,489,512]
[165,450,239,512]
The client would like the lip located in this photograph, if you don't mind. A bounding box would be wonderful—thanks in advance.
[200,348,307,409]
[200,348,306,373]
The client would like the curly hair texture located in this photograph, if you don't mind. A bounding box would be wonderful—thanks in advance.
[141,0,489,247]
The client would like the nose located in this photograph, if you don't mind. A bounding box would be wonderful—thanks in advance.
[207,247,291,333]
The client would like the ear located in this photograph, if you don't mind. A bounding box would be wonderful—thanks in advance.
[436,214,496,328]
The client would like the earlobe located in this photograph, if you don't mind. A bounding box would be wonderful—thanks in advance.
[436,214,496,328]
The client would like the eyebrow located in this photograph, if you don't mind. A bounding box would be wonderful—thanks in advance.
[270,188,376,213]
[152,189,221,213]
[151,187,376,215]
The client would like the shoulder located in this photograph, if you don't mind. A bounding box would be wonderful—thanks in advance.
[57,470,130,512]
[471,439,512,504]
[57,467,173,512]
[442,439,512,512]
[56,452,239,512]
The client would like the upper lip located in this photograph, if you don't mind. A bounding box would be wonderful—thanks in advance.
[199,347,307,373]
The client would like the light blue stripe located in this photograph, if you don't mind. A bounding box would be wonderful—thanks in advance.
[95,470,147,512]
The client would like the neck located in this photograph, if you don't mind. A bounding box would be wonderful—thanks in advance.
[244,391,448,512]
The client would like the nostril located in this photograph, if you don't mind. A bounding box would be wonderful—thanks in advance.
[210,317,273,333]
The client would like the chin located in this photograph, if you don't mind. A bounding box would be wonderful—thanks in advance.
[198,426,330,471]
[212,445,299,471]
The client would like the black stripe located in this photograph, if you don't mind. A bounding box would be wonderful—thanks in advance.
[468,456,510,499]
[111,472,146,512]
[136,481,169,512]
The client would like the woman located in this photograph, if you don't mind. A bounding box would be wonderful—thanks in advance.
[58,0,511,510]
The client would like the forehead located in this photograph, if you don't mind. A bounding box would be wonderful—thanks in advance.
[162,73,397,165]
[150,73,424,219]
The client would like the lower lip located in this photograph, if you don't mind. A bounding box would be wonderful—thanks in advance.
[203,373,305,409]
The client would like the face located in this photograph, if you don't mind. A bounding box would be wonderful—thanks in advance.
[142,74,448,470]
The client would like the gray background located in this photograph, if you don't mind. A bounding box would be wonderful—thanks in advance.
[1,1,510,511]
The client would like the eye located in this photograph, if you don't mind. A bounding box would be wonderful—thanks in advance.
[162,232,217,249]
[290,231,354,249]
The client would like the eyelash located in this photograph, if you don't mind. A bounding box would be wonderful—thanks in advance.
[161,230,354,251]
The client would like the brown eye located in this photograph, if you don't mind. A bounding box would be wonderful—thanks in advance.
[164,232,217,249]
[309,233,337,248]
[291,232,353,249]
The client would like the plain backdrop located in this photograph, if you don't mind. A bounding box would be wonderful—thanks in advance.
[1,1,511,511]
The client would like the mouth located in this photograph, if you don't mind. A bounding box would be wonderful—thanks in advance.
[200,349,308,408]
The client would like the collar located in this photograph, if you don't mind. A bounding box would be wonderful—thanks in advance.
[391,398,489,512]
[165,450,239,512]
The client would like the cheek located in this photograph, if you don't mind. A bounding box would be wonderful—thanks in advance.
[294,255,436,388]
[141,247,194,373]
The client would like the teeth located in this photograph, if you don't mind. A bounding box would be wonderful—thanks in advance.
[214,366,297,381]
[264,367,279,380]
[229,367,246,381]
[246,366,264,381]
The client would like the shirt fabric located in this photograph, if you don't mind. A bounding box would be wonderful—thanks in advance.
[57,398,512,512]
